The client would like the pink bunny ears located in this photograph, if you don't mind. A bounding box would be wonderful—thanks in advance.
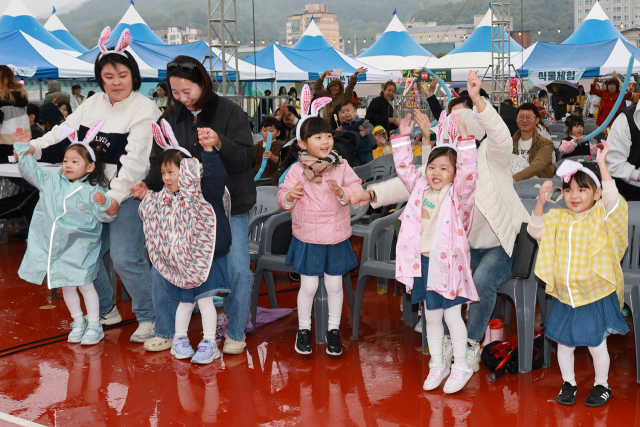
[98,27,131,60]
[295,84,332,141]
[151,119,192,158]
[556,160,601,188]
[434,110,459,152]
[57,120,105,162]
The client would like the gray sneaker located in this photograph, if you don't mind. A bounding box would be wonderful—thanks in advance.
[130,321,155,343]
[191,340,221,365]
[99,306,122,326]
[68,318,87,343]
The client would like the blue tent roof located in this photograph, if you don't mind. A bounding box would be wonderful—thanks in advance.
[44,7,88,54]
[358,14,433,59]
[563,2,627,44]
[106,2,165,47]
[447,9,522,55]
[291,19,333,50]
[0,0,76,54]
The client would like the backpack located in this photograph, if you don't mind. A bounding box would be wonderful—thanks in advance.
[333,129,359,167]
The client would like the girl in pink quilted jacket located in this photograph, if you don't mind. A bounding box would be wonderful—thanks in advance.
[392,111,479,394]
[138,120,231,365]
[277,108,363,357]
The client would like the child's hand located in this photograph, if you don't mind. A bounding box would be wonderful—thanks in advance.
[130,182,150,200]
[452,114,469,139]
[398,114,415,136]
[13,127,30,143]
[413,109,431,140]
[596,139,610,164]
[197,127,219,152]
[350,190,371,207]
[336,126,342,131]
[537,181,553,204]
[358,125,365,131]
[263,151,273,160]
[93,192,107,206]
[326,179,345,199]
[359,131,366,137]
[286,181,304,202]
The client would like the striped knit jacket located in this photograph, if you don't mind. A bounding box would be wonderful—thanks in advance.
[0,91,30,145]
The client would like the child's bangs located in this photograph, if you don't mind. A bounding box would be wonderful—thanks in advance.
[427,147,458,172]
[301,117,332,140]
[561,163,601,191]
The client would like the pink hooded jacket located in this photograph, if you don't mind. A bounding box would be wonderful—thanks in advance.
[277,161,363,245]
[391,135,480,301]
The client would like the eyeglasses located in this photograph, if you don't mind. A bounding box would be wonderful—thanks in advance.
[516,115,536,121]
[167,62,196,75]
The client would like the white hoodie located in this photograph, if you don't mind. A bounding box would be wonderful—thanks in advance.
[30,91,161,204]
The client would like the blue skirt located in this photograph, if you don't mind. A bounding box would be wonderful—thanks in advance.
[411,255,469,308]
[285,236,358,276]
[546,292,629,347]
[170,256,230,303]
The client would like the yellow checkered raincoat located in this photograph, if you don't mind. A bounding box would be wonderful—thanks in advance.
[534,197,628,310]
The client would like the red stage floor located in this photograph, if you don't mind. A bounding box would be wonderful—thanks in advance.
[0,237,639,426]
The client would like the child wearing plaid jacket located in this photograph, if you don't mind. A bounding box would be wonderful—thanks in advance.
[528,141,629,408]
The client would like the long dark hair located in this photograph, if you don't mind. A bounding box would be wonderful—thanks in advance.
[65,141,109,187]
[165,55,216,115]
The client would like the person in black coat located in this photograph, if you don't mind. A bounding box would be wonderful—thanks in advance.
[365,81,399,133]
[132,56,256,354]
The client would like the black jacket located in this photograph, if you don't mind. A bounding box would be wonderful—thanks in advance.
[144,95,256,216]
[365,96,397,133]
[200,150,232,259]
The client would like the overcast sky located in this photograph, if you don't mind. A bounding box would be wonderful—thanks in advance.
[0,0,85,18]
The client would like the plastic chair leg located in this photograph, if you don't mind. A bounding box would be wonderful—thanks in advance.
[314,278,329,345]
[491,297,502,320]
[250,269,265,331]
[504,299,512,325]
[264,270,278,309]
[402,285,418,328]
[628,285,640,384]
[343,273,354,315]
[514,278,537,373]
[350,275,369,341]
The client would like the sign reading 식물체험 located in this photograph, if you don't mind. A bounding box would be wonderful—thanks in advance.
[528,69,585,85]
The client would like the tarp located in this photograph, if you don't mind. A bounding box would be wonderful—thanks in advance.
[563,2,628,45]
[106,1,165,47]
[430,8,523,81]
[44,7,88,54]
[246,19,392,82]
[0,0,79,57]
[357,9,434,71]
[80,39,276,81]
[0,30,95,78]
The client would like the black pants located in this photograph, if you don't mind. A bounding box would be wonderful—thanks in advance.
[615,178,640,201]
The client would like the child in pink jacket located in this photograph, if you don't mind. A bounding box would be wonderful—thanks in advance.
[392,111,479,394]
[278,115,363,357]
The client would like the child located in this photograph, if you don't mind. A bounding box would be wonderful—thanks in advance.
[391,111,479,394]
[338,101,375,166]
[277,86,363,356]
[372,125,392,158]
[528,141,629,407]
[139,120,231,365]
[559,115,589,156]
[14,123,114,345]
[252,117,284,179]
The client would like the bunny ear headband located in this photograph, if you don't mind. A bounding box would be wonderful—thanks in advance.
[151,119,192,158]
[98,27,131,60]
[295,84,332,141]
[556,160,601,188]
[434,110,459,152]
[57,120,104,162]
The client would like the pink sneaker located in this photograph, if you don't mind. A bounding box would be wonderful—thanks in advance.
[423,362,450,391]
[443,362,473,394]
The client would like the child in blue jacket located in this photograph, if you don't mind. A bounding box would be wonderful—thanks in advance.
[338,101,375,166]
[14,123,115,346]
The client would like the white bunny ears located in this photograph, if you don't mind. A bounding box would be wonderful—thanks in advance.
[57,121,104,162]
[152,119,192,158]
[295,84,332,141]
[98,27,131,60]
[434,110,460,152]
[556,160,601,188]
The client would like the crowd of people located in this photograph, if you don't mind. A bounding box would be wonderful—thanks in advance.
[0,26,637,409]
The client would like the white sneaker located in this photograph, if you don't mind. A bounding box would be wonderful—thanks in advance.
[414,318,423,333]
[466,340,481,372]
[423,361,450,391]
[443,361,473,394]
[99,306,122,325]
[130,321,155,343]
[442,336,453,367]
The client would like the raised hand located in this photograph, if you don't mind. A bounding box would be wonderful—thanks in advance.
[467,71,482,100]
[538,180,553,202]
[286,181,305,202]
[93,192,107,205]
[596,139,610,164]
[325,178,345,198]
[398,114,415,136]
[413,109,432,139]
[13,127,30,143]
[354,67,368,75]
[594,76,600,83]
[428,79,438,97]
[322,70,333,79]
[197,127,219,151]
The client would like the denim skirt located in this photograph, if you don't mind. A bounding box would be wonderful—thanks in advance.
[545,292,629,347]
[170,256,230,303]
[285,236,358,277]
[411,255,469,308]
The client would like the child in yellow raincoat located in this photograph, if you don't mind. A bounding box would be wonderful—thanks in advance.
[527,140,628,408]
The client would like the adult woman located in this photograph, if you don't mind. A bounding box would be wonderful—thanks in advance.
[131,56,256,354]
[22,28,160,342]
[57,101,72,119]
[532,89,548,119]
[278,86,288,97]
[155,82,168,111]
[0,65,30,159]
[314,68,366,123]
[277,103,300,142]
[352,72,529,371]
[366,81,399,134]
[590,73,632,127]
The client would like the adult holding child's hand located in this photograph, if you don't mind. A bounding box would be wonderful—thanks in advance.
[138,56,256,355]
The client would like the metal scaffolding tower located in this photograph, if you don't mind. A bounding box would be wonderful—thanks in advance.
[490,1,511,107]
[208,0,240,95]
